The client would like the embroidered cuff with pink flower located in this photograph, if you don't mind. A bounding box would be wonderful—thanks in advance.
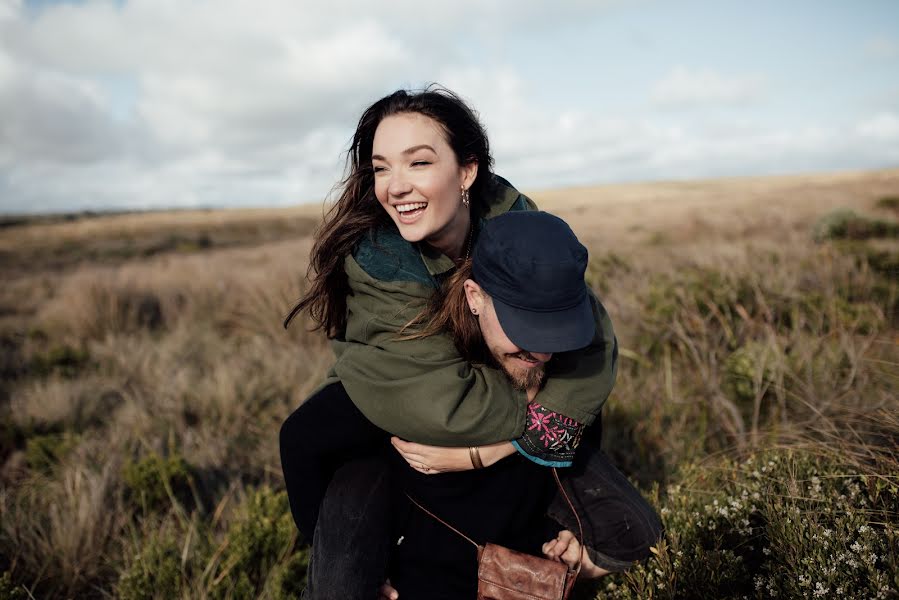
[510,402,584,467]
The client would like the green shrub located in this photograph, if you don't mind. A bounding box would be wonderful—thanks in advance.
[813,209,899,242]
[595,448,899,599]
[0,573,27,600]
[122,452,193,513]
[117,528,183,600]
[269,549,312,600]
[24,432,78,474]
[723,342,777,406]
[209,487,307,600]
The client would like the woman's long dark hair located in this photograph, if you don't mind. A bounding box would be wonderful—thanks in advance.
[284,85,495,337]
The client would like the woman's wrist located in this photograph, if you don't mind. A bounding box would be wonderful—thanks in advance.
[478,442,516,467]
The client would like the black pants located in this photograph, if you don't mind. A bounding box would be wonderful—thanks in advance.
[280,382,662,599]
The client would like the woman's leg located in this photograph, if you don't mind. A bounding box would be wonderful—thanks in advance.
[303,455,392,600]
[280,381,390,536]
[547,417,663,572]
[280,382,392,599]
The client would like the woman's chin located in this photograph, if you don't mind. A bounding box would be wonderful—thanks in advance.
[391,219,428,243]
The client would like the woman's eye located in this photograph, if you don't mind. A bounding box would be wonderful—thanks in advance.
[411,161,430,167]
[373,165,387,173]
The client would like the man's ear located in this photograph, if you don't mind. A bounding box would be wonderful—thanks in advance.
[463,279,484,314]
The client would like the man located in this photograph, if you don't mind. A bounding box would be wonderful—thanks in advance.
[289,212,661,598]
[381,211,661,597]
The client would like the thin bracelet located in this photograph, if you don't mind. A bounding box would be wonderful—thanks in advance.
[469,446,484,469]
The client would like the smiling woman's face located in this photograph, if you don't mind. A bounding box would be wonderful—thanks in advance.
[371,112,477,258]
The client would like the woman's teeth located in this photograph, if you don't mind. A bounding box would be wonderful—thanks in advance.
[396,202,427,214]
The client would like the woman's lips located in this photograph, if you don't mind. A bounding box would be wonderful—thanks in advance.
[395,202,427,224]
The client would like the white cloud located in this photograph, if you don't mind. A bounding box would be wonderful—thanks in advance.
[0,1,895,214]
[651,66,766,108]
[856,112,899,140]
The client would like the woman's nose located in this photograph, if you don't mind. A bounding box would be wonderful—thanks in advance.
[387,171,413,197]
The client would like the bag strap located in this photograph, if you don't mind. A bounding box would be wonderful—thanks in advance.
[404,493,480,550]
[406,467,584,572]
[552,467,584,574]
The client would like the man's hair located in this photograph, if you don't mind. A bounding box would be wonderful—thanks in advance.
[403,259,493,365]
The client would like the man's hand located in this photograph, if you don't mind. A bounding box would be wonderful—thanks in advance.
[378,579,398,599]
[542,530,610,579]
[391,437,517,473]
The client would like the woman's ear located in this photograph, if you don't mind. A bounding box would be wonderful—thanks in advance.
[463,279,484,315]
[460,159,478,191]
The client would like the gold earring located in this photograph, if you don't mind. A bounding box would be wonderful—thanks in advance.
[461,187,470,208]
[471,308,478,315]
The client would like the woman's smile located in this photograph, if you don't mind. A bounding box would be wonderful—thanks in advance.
[393,201,428,223]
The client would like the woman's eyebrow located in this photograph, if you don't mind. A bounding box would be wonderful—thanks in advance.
[372,144,437,161]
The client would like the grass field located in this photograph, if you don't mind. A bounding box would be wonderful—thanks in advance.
[1,169,897,599]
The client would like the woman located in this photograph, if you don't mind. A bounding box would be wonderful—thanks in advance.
[279,87,653,598]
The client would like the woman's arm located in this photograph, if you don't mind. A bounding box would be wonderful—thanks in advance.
[337,257,616,449]
[390,386,590,471]
[391,437,518,473]
[334,254,529,445]
[333,178,616,449]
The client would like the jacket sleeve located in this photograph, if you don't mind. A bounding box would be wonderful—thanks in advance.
[535,290,618,424]
[333,257,615,451]
[333,264,526,446]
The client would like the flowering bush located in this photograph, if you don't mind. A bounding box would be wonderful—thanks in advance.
[593,449,898,599]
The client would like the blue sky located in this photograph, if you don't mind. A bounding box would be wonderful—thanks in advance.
[0,0,897,213]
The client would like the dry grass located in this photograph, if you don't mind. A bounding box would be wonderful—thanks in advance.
[0,168,896,598]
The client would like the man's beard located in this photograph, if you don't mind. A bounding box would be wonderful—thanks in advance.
[498,352,546,391]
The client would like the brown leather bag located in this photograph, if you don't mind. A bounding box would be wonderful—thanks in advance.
[407,468,582,600]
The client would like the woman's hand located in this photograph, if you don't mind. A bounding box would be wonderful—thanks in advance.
[542,530,610,579]
[391,437,516,474]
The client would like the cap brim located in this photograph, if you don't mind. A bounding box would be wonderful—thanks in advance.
[492,295,595,354]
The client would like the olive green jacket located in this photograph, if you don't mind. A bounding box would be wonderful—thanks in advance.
[320,175,619,446]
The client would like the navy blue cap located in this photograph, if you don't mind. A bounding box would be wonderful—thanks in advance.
[472,211,594,354]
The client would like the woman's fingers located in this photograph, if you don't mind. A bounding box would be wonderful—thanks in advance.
[391,437,422,453]
[391,437,428,470]
[392,437,475,474]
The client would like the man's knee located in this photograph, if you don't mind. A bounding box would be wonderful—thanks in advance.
[607,494,663,562]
